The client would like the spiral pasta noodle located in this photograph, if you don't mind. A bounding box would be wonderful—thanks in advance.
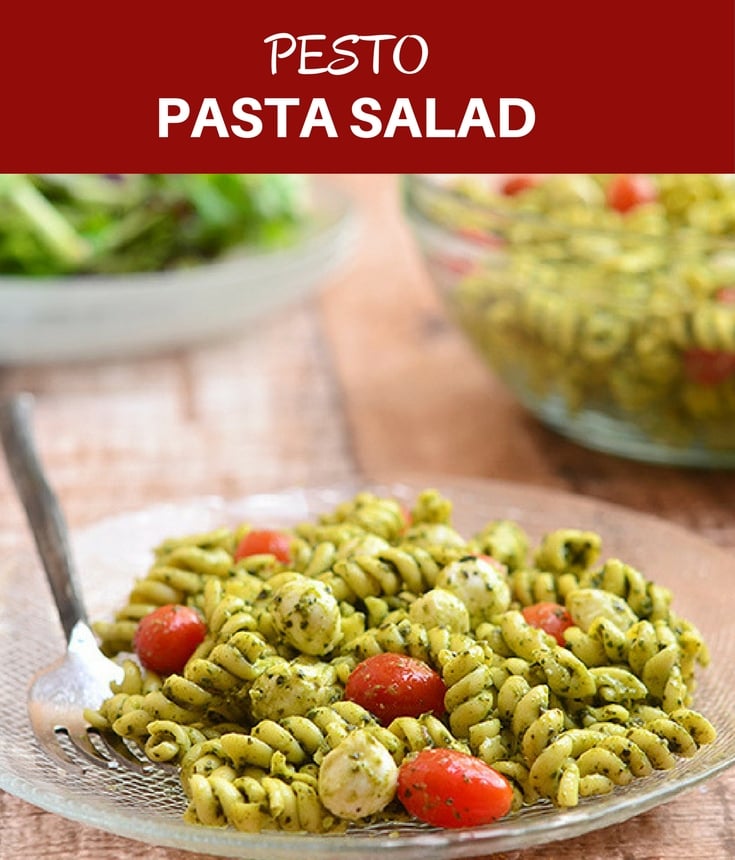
[84,487,717,833]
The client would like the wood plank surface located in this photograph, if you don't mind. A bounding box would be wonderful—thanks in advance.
[0,174,733,860]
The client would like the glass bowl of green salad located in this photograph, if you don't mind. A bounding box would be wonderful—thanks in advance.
[0,174,357,364]
[403,173,735,468]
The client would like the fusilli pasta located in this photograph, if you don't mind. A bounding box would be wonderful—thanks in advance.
[84,488,716,833]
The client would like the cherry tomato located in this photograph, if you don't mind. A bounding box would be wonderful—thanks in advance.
[500,175,537,196]
[606,173,657,213]
[234,529,292,564]
[133,604,206,675]
[683,348,735,386]
[683,287,735,385]
[715,286,735,304]
[522,601,574,646]
[344,653,447,726]
[397,747,513,828]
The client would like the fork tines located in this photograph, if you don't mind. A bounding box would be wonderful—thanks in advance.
[53,726,159,773]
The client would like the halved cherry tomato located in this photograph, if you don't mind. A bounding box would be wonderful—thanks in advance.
[500,175,537,196]
[234,529,292,564]
[683,348,735,386]
[683,287,735,385]
[606,173,657,213]
[522,601,574,646]
[397,747,513,828]
[715,286,735,304]
[133,604,206,675]
[344,653,447,726]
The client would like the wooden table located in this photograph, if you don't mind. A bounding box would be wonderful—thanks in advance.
[1,174,733,860]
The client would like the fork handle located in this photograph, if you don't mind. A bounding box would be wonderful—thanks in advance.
[0,392,88,640]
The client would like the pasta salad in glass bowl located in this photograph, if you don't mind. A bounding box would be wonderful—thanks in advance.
[403,173,735,468]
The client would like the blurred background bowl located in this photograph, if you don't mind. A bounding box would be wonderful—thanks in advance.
[403,173,735,468]
[0,176,358,365]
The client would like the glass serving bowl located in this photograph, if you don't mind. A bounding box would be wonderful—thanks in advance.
[403,173,735,468]
[0,178,358,365]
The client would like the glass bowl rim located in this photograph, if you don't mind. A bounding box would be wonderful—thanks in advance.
[402,173,735,250]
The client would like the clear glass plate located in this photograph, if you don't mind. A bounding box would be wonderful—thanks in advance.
[1,475,734,858]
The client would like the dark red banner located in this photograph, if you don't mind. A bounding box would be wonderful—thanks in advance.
[4,2,734,171]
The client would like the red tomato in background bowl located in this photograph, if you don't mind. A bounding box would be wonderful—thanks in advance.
[606,174,658,213]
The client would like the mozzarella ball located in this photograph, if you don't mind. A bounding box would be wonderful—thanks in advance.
[271,573,342,655]
[318,729,398,820]
[408,587,470,633]
[436,556,511,626]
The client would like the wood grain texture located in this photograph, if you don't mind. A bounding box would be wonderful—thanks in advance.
[1,174,734,860]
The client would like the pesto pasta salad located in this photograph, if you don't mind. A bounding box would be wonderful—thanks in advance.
[404,173,735,467]
[84,488,716,833]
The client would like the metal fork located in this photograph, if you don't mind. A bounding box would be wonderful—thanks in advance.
[0,393,151,773]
